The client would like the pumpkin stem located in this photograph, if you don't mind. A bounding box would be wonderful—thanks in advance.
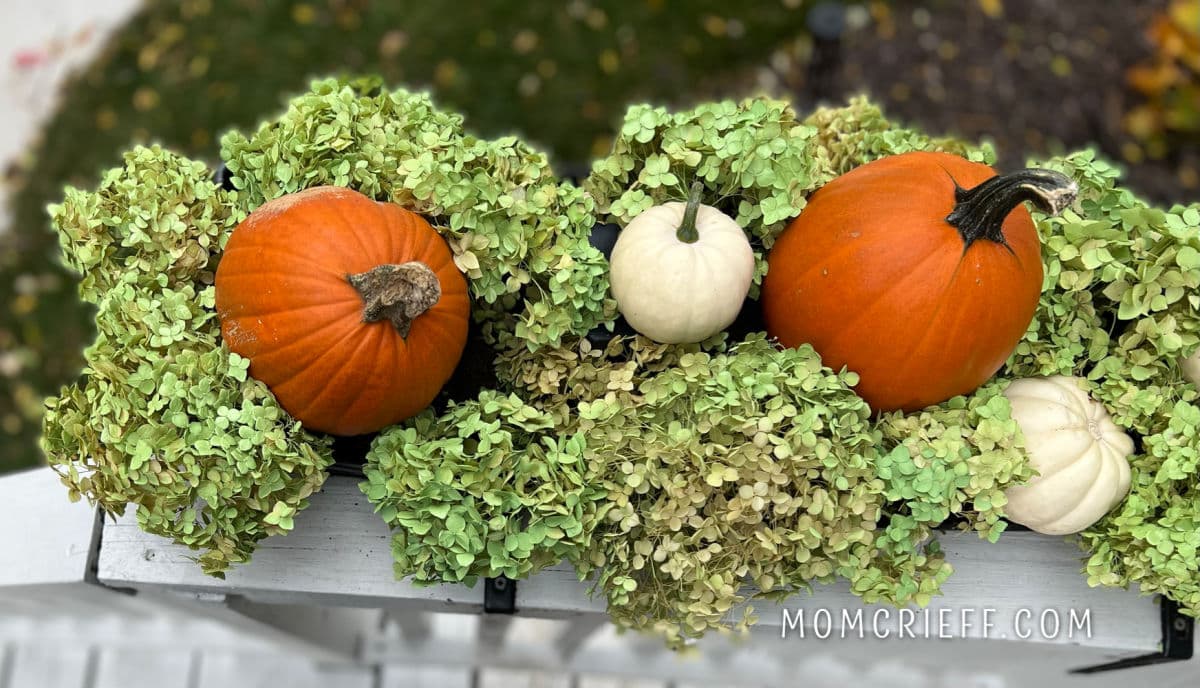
[347,262,441,338]
[676,181,705,244]
[945,168,1078,249]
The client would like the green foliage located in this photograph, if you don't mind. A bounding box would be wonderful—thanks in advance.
[42,146,331,575]
[585,96,992,296]
[497,96,1200,639]
[361,391,606,586]
[1081,400,1200,612]
[484,97,1021,641]
[876,383,1032,545]
[6,0,812,475]
[1007,150,1200,437]
[573,335,884,642]
[1006,151,1200,618]
[51,147,230,303]
[220,78,613,349]
[39,83,1200,640]
[802,95,996,181]
[496,333,1026,643]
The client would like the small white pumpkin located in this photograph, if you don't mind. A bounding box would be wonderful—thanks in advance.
[609,182,755,344]
[1002,375,1133,535]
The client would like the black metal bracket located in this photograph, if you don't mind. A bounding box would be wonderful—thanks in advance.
[484,576,517,614]
[1070,596,1193,674]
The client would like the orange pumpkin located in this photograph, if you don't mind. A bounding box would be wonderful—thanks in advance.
[761,152,1076,412]
[215,186,469,435]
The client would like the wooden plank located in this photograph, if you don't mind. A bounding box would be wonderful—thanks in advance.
[0,584,161,622]
[224,597,382,658]
[195,651,373,688]
[517,530,1162,654]
[754,530,1159,652]
[478,668,571,688]
[99,476,1161,656]
[554,615,608,660]
[0,468,98,587]
[310,665,375,688]
[385,610,432,645]
[98,478,483,611]
[0,643,13,688]
[93,646,195,688]
[478,614,515,654]
[369,610,1172,686]
[0,595,51,618]
[123,591,357,663]
[378,664,472,688]
[577,678,667,688]
[6,644,90,688]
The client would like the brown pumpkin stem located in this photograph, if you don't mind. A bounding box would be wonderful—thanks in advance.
[347,262,441,338]
[945,168,1078,250]
[676,181,705,244]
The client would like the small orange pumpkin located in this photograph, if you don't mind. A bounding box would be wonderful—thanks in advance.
[215,186,469,435]
[761,152,1076,412]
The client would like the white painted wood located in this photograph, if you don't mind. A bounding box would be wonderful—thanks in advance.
[554,614,608,660]
[99,477,1161,652]
[224,597,382,658]
[0,584,167,622]
[195,651,373,688]
[127,591,357,663]
[0,643,14,688]
[577,677,668,688]
[6,644,90,688]
[97,475,1165,675]
[98,478,483,611]
[747,530,1160,654]
[386,610,432,645]
[372,611,479,661]
[479,668,571,688]
[378,664,473,688]
[92,646,195,688]
[0,468,98,587]
[516,532,1161,654]
[478,614,515,654]
[310,665,376,688]
[367,610,1178,687]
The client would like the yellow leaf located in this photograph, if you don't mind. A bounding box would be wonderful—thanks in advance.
[978,0,1003,18]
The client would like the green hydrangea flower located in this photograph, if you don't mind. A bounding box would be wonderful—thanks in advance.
[42,79,1200,641]
[362,391,606,586]
[220,77,613,350]
[43,146,331,576]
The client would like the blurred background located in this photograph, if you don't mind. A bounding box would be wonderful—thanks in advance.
[1,0,1199,477]
[2,3,1200,688]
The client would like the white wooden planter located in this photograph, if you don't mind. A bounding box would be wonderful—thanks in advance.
[3,467,1194,687]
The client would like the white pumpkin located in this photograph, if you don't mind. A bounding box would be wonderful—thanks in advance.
[1002,375,1133,535]
[609,182,755,344]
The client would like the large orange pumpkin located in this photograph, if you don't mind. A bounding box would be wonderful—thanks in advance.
[761,151,1076,412]
[215,186,469,435]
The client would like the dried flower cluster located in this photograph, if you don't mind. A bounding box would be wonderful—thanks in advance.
[43,81,1200,639]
